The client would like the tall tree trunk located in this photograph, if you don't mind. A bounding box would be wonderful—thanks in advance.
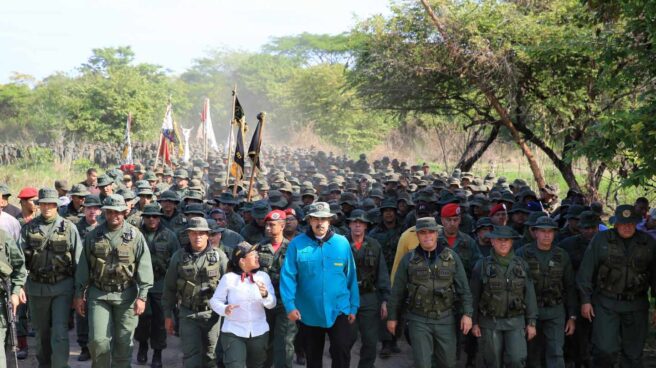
[457,123,500,171]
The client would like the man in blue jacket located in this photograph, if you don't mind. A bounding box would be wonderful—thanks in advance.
[281,201,360,368]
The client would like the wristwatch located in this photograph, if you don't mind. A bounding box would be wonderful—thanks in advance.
[569,316,577,320]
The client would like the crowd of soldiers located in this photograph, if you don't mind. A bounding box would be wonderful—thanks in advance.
[0,146,654,368]
[0,141,158,167]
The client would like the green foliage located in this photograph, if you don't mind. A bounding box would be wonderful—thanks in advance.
[24,146,55,166]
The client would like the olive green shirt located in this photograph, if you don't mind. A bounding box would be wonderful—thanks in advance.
[75,221,153,301]
[141,224,180,294]
[20,215,82,296]
[389,245,473,324]
[0,229,27,296]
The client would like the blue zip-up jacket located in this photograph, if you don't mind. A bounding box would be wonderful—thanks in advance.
[280,229,360,328]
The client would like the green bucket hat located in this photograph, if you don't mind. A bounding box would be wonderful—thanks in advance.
[531,216,559,229]
[102,194,128,212]
[474,217,493,231]
[485,225,521,239]
[613,204,641,225]
[83,194,102,208]
[578,211,601,228]
[186,217,211,232]
[0,184,10,196]
[116,188,136,201]
[158,190,180,203]
[565,205,586,220]
[183,204,206,216]
[305,202,334,219]
[216,192,239,206]
[97,175,114,187]
[141,204,163,217]
[525,211,548,227]
[69,184,90,197]
[346,209,371,224]
[251,200,272,220]
[415,217,440,232]
[37,188,60,205]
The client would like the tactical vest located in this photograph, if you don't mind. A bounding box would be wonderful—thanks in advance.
[353,241,378,294]
[0,237,13,280]
[523,246,565,307]
[258,241,288,292]
[146,227,175,279]
[445,234,474,277]
[479,256,527,318]
[596,231,653,300]
[176,247,224,312]
[89,226,137,292]
[406,248,456,319]
[24,218,74,284]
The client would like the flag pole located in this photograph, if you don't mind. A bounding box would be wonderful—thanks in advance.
[225,85,237,187]
[154,132,164,169]
[204,98,208,161]
[247,112,266,202]
[232,119,243,197]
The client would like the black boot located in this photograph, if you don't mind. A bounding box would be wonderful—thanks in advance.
[151,349,163,368]
[78,346,91,361]
[137,342,148,364]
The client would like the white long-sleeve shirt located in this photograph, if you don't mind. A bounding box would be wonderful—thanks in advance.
[210,270,276,338]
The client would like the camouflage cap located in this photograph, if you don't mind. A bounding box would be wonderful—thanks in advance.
[216,192,239,205]
[83,194,102,208]
[69,184,90,197]
[346,209,371,224]
[525,211,548,227]
[97,174,114,187]
[251,200,272,220]
[136,186,154,196]
[565,205,586,219]
[116,188,136,201]
[231,241,258,265]
[173,169,189,180]
[416,217,440,232]
[37,188,60,205]
[102,194,128,212]
[55,180,71,191]
[486,225,521,239]
[474,217,494,231]
[183,190,204,202]
[305,202,334,219]
[267,190,288,208]
[531,216,559,230]
[143,171,158,181]
[184,203,206,216]
[158,190,181,203]
[186,217,211,232]
[141,203,163,217]
[578,211,601,228]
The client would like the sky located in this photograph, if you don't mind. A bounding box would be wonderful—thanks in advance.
[1,0,391,83]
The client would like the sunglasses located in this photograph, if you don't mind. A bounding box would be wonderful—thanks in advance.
[143,215,160,219]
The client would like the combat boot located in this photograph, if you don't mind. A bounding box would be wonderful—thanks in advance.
[78,346,90,361]
[137,342,148,364]
[151,349,162,368]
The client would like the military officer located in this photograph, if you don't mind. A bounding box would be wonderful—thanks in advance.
[346,209,391,368]
[74,194,103,362]
[257,209,296,368]
[577,205,656,368]
[470,225,538,368]
[158,190,187,235]
[216,192,245,233]
[135,204,180,368]
[516,216,577,368]
[559,211,600,368]
[387,217,473,368]
[241,200,270,245]
[59,184,89,224]
[74,194,154,368]
[19,188,82,367]
[162,217,229,368]
[0,227,27,366]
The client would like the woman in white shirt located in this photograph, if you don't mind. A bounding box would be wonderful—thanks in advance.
[210,241,276,368]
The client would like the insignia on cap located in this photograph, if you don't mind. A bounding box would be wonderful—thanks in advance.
[316,203,325,211]
[622,209,632,218]
[271,212,280,220]
[456,207,461,215]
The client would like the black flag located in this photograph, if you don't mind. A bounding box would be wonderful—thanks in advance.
[231,122,245,181]
[248,113,264,171]
[234,96,245,124]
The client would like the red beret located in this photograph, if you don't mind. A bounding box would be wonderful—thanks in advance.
[17,187,38,199]
[489,203,507,217]
[441,203,461,218]
[264,210,287,221]
[284,208,296,217]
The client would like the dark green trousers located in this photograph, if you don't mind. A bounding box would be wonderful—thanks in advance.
[179,311,220,368]
[88,297,138,368]
[407,318,456,368]
[264,304,297,368]
[527,312,566,368]
[29,293,73,368]
[356,293,380,368]
[592,300,648,368]
[221,331,268,368]
[480,327,526,368]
